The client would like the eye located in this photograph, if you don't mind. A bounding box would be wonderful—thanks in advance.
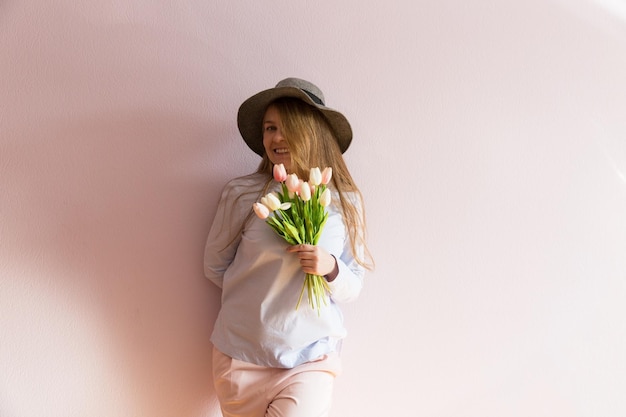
[264,125,277,132]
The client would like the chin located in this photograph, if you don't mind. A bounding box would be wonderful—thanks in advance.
[271,158,291,170]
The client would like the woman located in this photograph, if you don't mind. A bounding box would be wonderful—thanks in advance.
[204,78,372,417]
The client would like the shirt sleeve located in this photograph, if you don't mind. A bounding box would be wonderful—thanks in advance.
[325,193,366,303]
[326,239,365,303]
[203,181,244,289]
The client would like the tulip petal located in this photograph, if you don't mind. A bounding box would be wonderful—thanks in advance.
[266,193,282,211]
[319,188,331,207]
[252,202,270,219]
[273,163,287,182]
[321,167,332,185]
[300,181,311,201]
[309,167,322,186]
[285,173,300,193]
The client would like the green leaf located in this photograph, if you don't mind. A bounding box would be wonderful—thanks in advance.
[284,222,303,244]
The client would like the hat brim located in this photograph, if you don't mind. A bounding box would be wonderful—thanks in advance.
[237,86,353,156]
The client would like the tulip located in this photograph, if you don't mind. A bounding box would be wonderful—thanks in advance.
[321,167,332,185]
[309,167,322,186]
[285,173,300,193]
[263,193,283,211]
[319,188,332,207]
[253,202,270,219]
[273,163,287,182]
[289,178,304,198]
[299,181,311,201]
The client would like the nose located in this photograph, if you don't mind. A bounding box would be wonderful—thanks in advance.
[273,128,284,142]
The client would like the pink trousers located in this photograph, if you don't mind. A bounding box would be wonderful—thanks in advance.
[212,347,342,417]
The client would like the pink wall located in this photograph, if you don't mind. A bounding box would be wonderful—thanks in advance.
[2,1,625,416]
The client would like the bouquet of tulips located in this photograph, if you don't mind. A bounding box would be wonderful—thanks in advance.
[253,163,333,313]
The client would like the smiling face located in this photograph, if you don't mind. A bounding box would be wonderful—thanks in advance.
[262,104,292,171]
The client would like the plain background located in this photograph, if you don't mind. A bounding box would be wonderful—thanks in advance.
[2,1,625,416]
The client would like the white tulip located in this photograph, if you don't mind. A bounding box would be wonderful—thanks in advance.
[319,188,332,207]
[309,167,322,186]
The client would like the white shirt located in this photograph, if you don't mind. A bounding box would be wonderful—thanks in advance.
[204,172,365,368]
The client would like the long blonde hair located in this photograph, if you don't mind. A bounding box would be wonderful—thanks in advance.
[257,97,373,270]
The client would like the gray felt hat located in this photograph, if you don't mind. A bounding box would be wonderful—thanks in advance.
[237,78,353,156]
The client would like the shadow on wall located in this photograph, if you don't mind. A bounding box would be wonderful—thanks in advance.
[1,108,240,416]
[0,2,262,414]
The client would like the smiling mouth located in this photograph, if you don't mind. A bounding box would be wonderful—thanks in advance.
[274,148,289,155]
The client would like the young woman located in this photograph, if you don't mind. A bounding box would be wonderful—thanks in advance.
[204,78,372,417]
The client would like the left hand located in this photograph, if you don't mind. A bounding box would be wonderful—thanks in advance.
[286,244,338,281]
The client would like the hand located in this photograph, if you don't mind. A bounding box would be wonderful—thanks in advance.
[286,244,338,281]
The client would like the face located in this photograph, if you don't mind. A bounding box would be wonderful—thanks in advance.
[262,104,291,171]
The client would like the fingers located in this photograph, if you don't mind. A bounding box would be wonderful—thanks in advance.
[286,245,320,261]
[285,244,315,253]
[286,245,336,276]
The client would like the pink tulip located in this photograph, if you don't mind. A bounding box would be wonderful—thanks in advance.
[285,174,300,193]
[309,167,322,186]
[321,167,333,185]
[273,163,287,182]
[299,181,311,201]
[253,202,270,219]
[319,188,332,207]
